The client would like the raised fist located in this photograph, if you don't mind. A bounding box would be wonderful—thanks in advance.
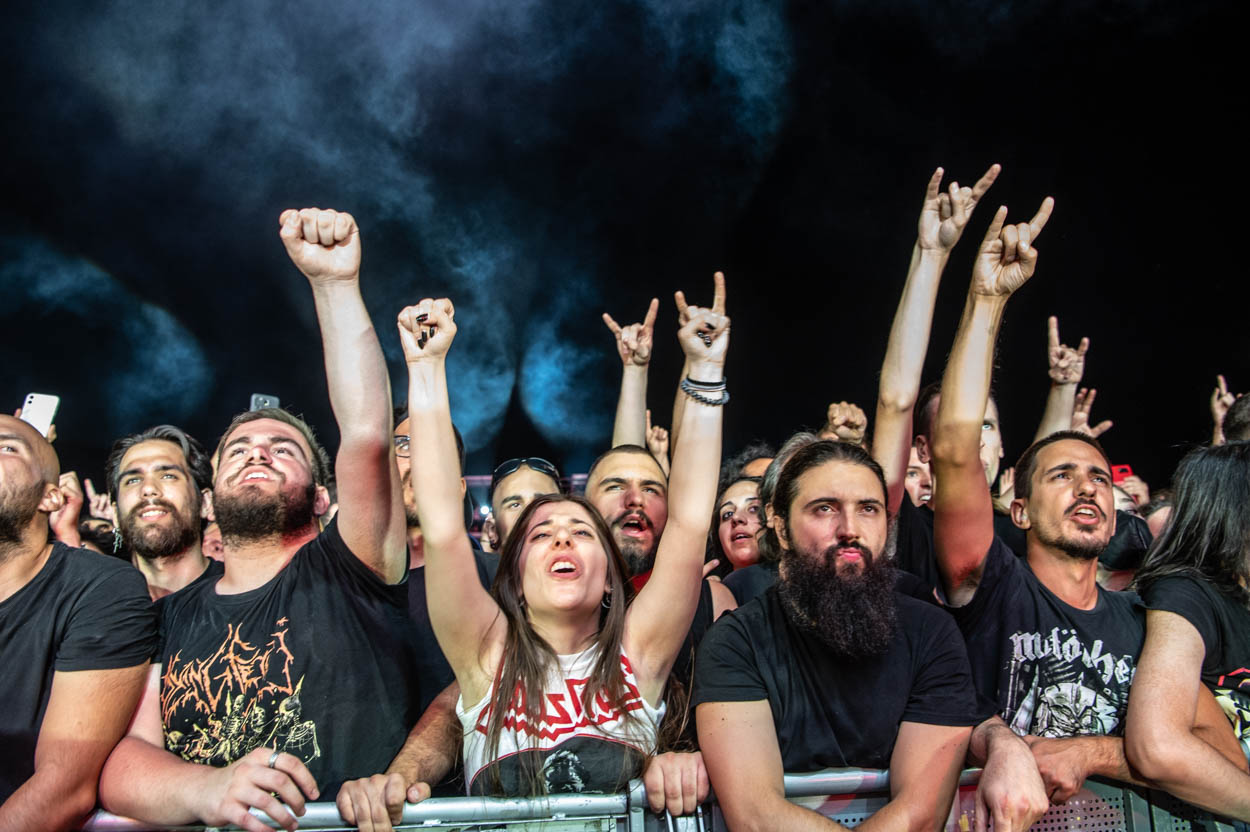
[1047,316,1089,385]
[397,298,457,363]
[279,207,361,282]
[822,401,868,445]
[917,163,1000,252]
[970,198,1054,298]
[603,298,659,366]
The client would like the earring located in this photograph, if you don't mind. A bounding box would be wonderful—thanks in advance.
[112,527,124,554]
[602,592,612,610]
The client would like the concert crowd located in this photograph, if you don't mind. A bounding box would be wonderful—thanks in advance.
[2,166,1248,831]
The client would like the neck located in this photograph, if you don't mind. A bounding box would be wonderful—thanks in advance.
[407,526,424,569]
[218,525,318,594]
[528,608,601,656]
[1027,540,1101,610]
[0,524,53,605]
[132,546,209,601]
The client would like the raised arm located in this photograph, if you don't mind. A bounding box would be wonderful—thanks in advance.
[1125,610,1250,819]
[668,272,725,451]
[932,199,1053,606]
[605,298,658,447]
[279,208,406,583]
[1031,316,1087,442]
[0,664,148,832]
[874,165,999,514]
[626,280,727,693]
[399,299,505,701]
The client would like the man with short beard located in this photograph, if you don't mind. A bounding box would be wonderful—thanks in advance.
[105,425,217,600]
[100,208,449,832]
[0,414,155,831]
[693,440,981,832]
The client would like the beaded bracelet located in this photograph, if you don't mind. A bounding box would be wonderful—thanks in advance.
[681,377,730,406]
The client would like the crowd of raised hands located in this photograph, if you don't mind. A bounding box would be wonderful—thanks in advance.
[2,164,1248,832]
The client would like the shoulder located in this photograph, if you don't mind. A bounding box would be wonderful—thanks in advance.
[896,591,962,642]
[52,544,149,601]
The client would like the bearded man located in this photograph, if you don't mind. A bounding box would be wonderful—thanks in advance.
[692,440,981,831]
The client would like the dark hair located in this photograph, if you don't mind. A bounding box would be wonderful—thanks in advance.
[1012,431,1109,502]
[483,493,642,794]
[1139,491,1172,520]
[913,382,943,442]
[1223,395,1250,442]
[757,432,822,563]
[106,425,214,503]
[718,441,775,494]
[393,404,466,474]
[1134,442,1250,607]
[215,408,332,487]
[585,444,666,488]
[771,440,888,534]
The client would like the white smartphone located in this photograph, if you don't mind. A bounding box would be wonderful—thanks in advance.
[19,393,60,438]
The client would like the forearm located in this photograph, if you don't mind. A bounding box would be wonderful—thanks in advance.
[722,792,850,832]
[310,280,392,443]
[933,293,1006,466]
[408,360,468,546]
[969,717,1020,766]
[612,364,648,447]
[669,357,691,450]
[98,736,210,825]
[1130,727,1250,819]
[666,359,724,530]
[1033,382,1076,443]
[878,246,947,411]
[1070,736,1148,787]
[387,686,462,788]
[50,520,82,549]
[0,768,97,832]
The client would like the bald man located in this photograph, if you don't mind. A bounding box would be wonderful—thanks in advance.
[0,414,156,831]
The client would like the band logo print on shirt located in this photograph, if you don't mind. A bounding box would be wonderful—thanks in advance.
[161,618,321,766]
[476,668,647,745]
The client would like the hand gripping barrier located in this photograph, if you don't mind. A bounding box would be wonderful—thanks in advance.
[82,768,1245,831]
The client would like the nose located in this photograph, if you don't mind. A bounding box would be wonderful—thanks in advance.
[1075,472,1097,498]
[140,476,159,498]
[835,511,863,544]
[246,444,272,464]
[551,526,573,547]
[623,483,644,509]
[731,508,748,527]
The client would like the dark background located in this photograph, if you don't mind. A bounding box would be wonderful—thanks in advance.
[2,0,1243,494]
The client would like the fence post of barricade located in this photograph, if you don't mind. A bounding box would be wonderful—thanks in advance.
[627,778,649,832]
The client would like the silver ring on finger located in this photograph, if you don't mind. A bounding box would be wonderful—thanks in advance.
[268,750,281,769]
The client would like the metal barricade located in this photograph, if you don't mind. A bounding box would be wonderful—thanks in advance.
[82,769,1243,831]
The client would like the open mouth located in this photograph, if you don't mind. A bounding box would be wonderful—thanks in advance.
[1067,503,1102,526]
[731,531,753,542]
[618,513,650,537]
[548,558,582,578]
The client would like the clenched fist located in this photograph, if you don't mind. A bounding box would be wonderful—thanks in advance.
[397,298,457,363]
[279,207,361,282]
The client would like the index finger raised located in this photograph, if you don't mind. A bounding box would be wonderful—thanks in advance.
[1218,374,1229,395]
[643,298,659,329]
[1047,316,1060,350]
[969,163,1002,204]
[981,205,1009,249]
[602,313,623,335]
[1028,196,1055,238]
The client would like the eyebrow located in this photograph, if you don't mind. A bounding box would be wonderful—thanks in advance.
[598,476,666,491]
[803,496,885,510]
[223,434,308,458]
[531,517,591,529]
[718,496,760,512]
[0,433,31,447]
[501,489,555,505]
[119,462,187,481]
[1044,462,1112,479]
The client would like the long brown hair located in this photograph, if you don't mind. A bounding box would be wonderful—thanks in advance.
[482,493,643,794]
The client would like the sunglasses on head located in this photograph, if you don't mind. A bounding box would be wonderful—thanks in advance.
[490,457,563,498]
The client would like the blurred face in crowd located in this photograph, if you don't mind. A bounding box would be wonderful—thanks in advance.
[212,418,323,542]
[904,446,932,506]
[1145,505,1172,538]
[776,458,896,658]
[717,479,762,570]
[0,415,58,545]
[114,439,204,561]
[917,394,1004,486]
[1013,439,1116,561]
[586,450,668,576]
[740,456,772,478]
[491,464,561,550]
[516,500,611,619]
[1113,486,1139,515]
[201,521,225,561]
[393,417,419,528]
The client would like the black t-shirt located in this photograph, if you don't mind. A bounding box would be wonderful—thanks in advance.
[894,494,945,602]
[1142,575,1250,752]
[407,547,494,713]
[723,561,779,606]
[692,584,981,771]
[0,544,156,800]
[950,538,1144,737]
[156,520,415,796]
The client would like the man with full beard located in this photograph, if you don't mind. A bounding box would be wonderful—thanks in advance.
[692,440,981,831]
[99,208,444,832]
[105,425,216,599]
[0,414,155,831]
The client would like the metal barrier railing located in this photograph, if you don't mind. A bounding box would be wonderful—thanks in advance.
[82,768,1243,831]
